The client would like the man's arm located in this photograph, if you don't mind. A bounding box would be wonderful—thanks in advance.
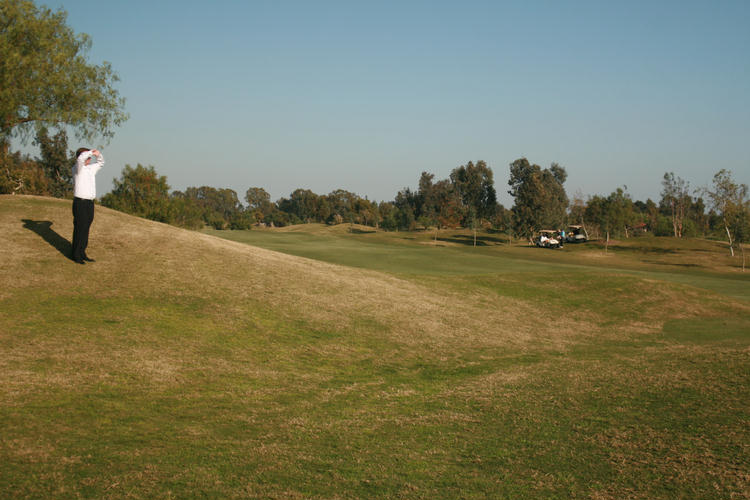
[88,150,105,171]
[76,150,94,169]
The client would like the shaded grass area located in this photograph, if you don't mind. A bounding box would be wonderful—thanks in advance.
[2,197,749,499]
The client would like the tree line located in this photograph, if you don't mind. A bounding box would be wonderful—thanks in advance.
[2,127,749,255]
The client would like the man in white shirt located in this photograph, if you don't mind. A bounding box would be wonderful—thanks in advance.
[72,148,105,264]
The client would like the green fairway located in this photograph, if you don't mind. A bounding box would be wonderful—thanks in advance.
[208,227,542,275]
[2,197,749,499]
[205,226,750,301]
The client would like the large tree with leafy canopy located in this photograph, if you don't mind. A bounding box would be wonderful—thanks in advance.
[0,0,128,150]
[450,160,497,225]
[450,160,498,246]
[101,164,172,223]
[245,187,274,223]
[508,158,568,239]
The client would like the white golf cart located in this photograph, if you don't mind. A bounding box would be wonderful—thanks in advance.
[566,225,588,243]
[535,230,561,248]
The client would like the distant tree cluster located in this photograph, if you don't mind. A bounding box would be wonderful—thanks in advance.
[575,171,749,253]
[97,162,506,235]
[95,159,512,240]
[3,133,749,254]
[390,161,510,242]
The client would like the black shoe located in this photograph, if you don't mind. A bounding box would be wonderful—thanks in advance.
[83,256,96,262]
[75,260,86,265]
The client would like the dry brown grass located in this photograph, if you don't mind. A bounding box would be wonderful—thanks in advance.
[1,196,557,411]
[1,196,551,350]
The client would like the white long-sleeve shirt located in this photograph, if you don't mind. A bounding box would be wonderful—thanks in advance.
[73,150,105,200]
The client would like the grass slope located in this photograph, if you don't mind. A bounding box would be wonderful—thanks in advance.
[2,195,749,499]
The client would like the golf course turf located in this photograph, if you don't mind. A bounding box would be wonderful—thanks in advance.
[2,195,748,499]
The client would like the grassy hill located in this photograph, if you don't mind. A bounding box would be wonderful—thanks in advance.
[2,195,749,499]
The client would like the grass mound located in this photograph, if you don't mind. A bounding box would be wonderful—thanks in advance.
[2,195,749,499]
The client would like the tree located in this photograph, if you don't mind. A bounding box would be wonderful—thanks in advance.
[643,199,659,233]
[326,189,360,224]
[704,169,749,257]
[101,164,172,222]
[277,188,320,223]
[688,197,708,237]
[450,161,497,224]
[394,187,417,230]
[660,172,690,238]
[0,126,72,196]
[489,203,513,234]
[433,179,462,239]
[606,187,638,238]
[541,162,569,231]
[584,188,639,239]
[0,148,46,194]
[184,186,244,229]
[508,158,568,240]
[352,196,378,227]
[169,191,205,230]
[245,187,273,223]
[569,190,589,236]
[34,127,72,198]
[583,194,606,240]
[416,171,435,223]
[416,171,438,231]
[378,201,399,231]
[1,0,128,148]
[418,177,460,241]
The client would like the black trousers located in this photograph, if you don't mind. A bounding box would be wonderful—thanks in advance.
[72,197,95,262]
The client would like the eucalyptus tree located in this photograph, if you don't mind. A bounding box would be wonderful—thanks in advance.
[245,187,274,223]
[450,161,497,246]
[704,169,749,257]
[508,158,568,240]
[326,189,360,223]
[278,189,321,223]
[394,187,417,230]
[450,161,497,223]
[1,0,128,149]
[660,172,690,238]
[416,171,436,224]
[34,127,72,198]
[183,186,244,229]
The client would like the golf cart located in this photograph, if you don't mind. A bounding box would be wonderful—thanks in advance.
[535,230,561,248]
[566,225,587,243]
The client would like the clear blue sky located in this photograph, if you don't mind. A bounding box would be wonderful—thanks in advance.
[38,0,750,206]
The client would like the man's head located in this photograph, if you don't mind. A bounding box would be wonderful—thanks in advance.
[76,148,90,159]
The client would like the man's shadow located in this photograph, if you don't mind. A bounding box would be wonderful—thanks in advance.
[22,219,73,261]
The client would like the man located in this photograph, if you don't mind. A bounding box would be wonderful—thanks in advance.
[71,148,105,264]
